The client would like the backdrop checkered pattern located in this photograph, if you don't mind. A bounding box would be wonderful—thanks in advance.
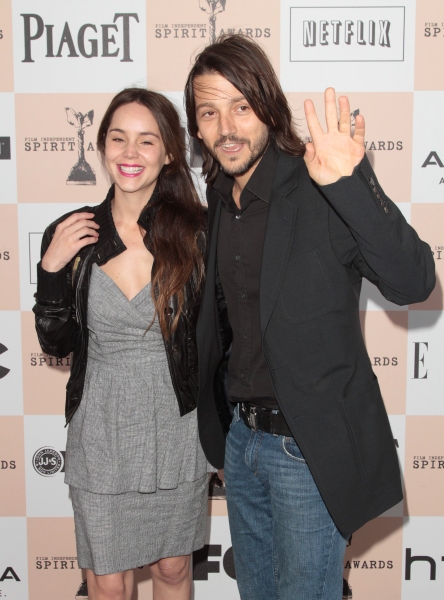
[0,1,443,598]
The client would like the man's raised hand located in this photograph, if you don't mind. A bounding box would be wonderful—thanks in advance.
[303,88,365,186]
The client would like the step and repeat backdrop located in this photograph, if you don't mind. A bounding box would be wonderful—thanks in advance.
[0,0,443,599]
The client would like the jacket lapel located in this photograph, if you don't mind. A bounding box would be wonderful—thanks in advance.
[260,152,299,335]
[196,191,222,349]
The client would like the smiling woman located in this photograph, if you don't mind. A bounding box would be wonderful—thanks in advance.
[104,103,171,201]
[33,88,211,600]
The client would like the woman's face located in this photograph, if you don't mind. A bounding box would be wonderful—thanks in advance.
[104,102,170,199]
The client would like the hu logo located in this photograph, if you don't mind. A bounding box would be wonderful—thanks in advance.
[405,548,444,580]
[65,108,96,185]
[0,343,10,379]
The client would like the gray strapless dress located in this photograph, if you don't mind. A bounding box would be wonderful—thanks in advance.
[65,264,211,575]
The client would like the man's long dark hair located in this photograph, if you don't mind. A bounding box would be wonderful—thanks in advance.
[185,34,305,184]
[97,88,205,339]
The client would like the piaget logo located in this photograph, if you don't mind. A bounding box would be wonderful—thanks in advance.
[21,13,139,62]
[290,6,405,62]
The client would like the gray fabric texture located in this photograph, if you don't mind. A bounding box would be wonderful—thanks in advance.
[71,474,208,574]
[64,264,211,573]
[65,264,211,494]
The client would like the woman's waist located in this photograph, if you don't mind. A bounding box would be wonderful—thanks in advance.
[86,344,167,366]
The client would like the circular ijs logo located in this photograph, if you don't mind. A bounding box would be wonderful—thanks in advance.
[32,447,64,477]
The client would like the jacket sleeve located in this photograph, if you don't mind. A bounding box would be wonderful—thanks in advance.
[32,225,78,358]
[322,154,435,305]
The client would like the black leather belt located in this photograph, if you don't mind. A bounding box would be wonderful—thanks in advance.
[240,402,293,437]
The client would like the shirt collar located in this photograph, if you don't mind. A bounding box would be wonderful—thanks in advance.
[214,139,279,207]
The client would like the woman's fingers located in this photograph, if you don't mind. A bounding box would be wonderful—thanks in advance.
[42,213,99,272]
[65,220,100,240]
[54,213,93,234]
[57,213,99,236]
[68,225,99,244]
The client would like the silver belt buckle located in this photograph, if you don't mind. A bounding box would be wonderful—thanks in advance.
[248,405,258,432]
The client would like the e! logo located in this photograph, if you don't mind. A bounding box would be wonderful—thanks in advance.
[413,342,428,379]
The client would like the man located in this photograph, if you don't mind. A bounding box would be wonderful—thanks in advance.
[184,35,435,599]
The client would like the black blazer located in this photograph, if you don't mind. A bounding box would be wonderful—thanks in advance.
[196,151,435,536]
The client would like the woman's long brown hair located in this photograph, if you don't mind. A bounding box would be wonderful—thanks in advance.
[97,88,205,339]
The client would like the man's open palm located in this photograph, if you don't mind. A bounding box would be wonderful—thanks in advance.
[304,87,366,186]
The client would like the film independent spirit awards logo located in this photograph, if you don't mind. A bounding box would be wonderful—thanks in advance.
[32,447,65,476]
[155,1,226,43]
[156,1,270,44]
[199,0,270,42]
[25,106,96,185]
[65,108,96,185]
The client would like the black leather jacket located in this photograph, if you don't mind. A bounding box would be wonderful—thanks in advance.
[33,186,204,424]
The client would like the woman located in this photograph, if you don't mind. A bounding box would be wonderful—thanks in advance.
[33,88,210,600]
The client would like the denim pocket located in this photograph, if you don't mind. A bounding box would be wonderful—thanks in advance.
[282,436,307,463]
[230,404,241,429]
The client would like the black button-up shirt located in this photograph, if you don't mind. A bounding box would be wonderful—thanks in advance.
[215,142,279,408]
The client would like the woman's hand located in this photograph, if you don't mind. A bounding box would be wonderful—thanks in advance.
[41,212,99,273]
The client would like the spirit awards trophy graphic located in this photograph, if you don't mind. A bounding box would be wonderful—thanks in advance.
[65,108,96,185]
[199,0,226,43]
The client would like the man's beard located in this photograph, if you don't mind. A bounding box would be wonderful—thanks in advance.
[207,130,269,177]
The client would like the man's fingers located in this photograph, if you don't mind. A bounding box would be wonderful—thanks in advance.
[304,99,324,141]
[353,114,366,147]
[338,95,351,135]
[324,88,339,132]
[303,142,316,165]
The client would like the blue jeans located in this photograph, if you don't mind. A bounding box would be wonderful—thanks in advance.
[225,407,347,600]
